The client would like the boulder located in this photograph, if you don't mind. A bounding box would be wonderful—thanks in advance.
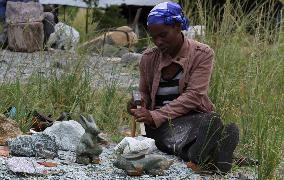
[47,22,80,51]
[0,20,7,47]
[107,26,138,47]
[0,114,22,145]
[114,136,157,155]
[5,1,45,52]
[7,22,44,52]
[43,120,85,151]
[7,133,58,159]
[183,25,206,40]
[5,1,44,24]
[82,26,138,53]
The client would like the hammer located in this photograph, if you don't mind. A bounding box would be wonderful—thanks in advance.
[131,90,146,137]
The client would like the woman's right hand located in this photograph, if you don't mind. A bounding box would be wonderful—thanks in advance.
[127,98,136,115]
[127,98,146,115]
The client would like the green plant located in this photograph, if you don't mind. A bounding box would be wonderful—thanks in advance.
[91,6,127,30]
[0,53,131,140]
[179,0,284,179]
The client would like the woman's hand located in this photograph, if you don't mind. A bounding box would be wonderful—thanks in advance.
[130,107,155,126]
[127,98,146,115]
[126,98,136,115]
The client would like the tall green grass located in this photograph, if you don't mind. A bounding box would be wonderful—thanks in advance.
[181,0,284,179]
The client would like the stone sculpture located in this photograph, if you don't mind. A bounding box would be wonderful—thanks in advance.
[76,115,102,164]
[113,153,173,176]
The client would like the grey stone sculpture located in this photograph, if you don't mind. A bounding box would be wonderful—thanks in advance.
[113,153,174,176]
[7,133,58,159]
[76,115,102,164]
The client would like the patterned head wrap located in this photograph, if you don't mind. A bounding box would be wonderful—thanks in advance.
[147,1,189,30]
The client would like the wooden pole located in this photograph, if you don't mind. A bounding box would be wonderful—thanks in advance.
[132,8,142,39]
[63,5,66,22]
[85,8,89,35]
[132,8,142,28]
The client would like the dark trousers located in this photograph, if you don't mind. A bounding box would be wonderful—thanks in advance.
[145,112,223,165]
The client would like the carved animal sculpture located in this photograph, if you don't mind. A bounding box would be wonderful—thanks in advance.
[76,115,102,164]
[113,154,174,176]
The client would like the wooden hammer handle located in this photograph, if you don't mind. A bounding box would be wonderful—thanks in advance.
[131,118,136,137]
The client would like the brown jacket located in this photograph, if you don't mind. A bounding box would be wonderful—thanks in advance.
[139,37,215,128]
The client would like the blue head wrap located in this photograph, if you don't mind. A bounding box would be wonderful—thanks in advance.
[147,1,189,30]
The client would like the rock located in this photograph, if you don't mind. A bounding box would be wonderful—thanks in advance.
[47,22,80,51]
[0,146,9,157]
[0,114,22,145]
[43,120,85,151]
[43,12,56,44]
[183,25,206,40]
[0,20,7,47]
[6,1,45,52]
[6,157,47,175]
[7,22,44,52]
[121,52,142,64]
[101,44,129,57]
[7,133,58,159]
[82,26,138,54]
[76,115,102,164]
[113,154,174,176]
[108,26,138,47]
[5,1,44,24]
[114,136,157,155]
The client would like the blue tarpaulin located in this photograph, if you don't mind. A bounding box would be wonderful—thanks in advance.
[0,0,6,19]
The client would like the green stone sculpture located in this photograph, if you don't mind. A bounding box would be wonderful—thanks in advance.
[113,153,174,176]
[76,115,102,165]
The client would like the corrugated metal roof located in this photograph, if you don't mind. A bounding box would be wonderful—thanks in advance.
[39,0,95,8]
[39,0,170,8]
[98,0,169,8]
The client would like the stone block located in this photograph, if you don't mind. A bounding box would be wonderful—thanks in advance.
[7,22,44,52]
[6,1,44,24]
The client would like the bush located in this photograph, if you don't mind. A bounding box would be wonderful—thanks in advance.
[91,6,127,30]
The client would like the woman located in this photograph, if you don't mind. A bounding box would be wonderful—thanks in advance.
[128,1,239,173]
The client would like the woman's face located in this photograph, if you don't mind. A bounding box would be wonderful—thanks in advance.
[148,23,181,55]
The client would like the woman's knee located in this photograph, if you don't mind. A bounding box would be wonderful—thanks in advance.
[201,112,223,131]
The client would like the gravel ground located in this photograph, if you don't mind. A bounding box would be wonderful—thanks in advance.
[0,50,139,88]
[0,143,255,180]
[0,50,257,179]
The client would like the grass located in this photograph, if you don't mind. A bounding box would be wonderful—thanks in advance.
[180,0,284,179]
[0,51,132,140]
[0,1,283,179]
